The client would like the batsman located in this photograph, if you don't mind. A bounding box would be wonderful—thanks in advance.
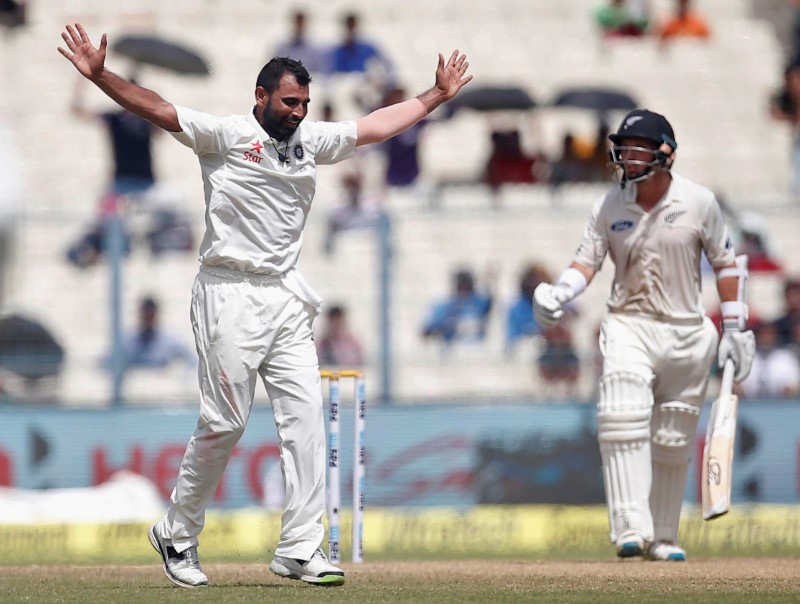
[533,109,755,561]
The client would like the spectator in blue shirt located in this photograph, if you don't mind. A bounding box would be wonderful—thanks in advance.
[506,262,551,352]
[329,12,394,80]
[422,269,493,344]
[104,297,195,372]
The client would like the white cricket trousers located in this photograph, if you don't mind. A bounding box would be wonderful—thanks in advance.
[161,266,326,560]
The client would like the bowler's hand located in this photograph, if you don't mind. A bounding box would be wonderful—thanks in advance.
[434,50,472,101]
[533,282,574,328]
[58,23,107,80]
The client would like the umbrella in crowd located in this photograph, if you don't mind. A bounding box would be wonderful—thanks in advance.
[551,86,638,112]
[0,314,64,380]
[446,85,537,116]
[112,34,211,76]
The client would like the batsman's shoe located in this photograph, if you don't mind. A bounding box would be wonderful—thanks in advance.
[615,534,645,558]
[269,548,346,586]
[646,542,686,562]
[148,523,208,589]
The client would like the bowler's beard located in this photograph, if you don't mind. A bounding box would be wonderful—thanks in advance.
[257,105,301,141]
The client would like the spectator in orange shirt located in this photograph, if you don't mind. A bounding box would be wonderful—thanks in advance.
[658,0,710,41]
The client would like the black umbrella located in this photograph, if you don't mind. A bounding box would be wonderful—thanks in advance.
[0,314,64,380]
[447,86,536,115]
[112,34,210,76]
[551,87,638,112]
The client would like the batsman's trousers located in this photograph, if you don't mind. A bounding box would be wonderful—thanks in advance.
[600,312,718,406]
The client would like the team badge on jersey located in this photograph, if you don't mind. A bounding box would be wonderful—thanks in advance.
[293,144,304,160]
[611,219,634,232]
[663,210,686,225]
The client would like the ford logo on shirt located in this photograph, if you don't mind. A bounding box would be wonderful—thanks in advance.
[611,219,634,232]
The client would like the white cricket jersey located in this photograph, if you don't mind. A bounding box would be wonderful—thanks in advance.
[573,173,735,324]
[170,106,357,275]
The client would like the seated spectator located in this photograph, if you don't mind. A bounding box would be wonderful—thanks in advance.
[549,133,588,185]
[422,269,493,344]
[65,213,132,269]
[595,0,649,38]
[329,12,395,81]
[769,63,800,192]
[773,277,800,347]
[737,321,800,399]
[484,130,542,190]
[506,262,551,352]
[272,10,330,77]
[316,305,364,367]
[379,86,426,188]
[537,322,580,396]
[657,0,711,41]
[324,172,384,255]
[550,123,610,185]
[104,297,195,372]
[735,212,783,274]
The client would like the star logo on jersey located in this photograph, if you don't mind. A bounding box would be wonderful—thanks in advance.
[250,140,264,155]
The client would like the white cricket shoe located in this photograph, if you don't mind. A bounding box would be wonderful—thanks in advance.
[615,533,645,558]
[646,541,686,561]
[148,522,209,588]
[269,548,346,586]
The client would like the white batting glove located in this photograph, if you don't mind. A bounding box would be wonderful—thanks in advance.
[533,282,575,328]
[717,319,756,383]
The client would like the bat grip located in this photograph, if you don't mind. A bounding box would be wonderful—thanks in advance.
[720,358,736,397]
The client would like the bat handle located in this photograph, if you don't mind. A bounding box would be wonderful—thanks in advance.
[720,358,736,397]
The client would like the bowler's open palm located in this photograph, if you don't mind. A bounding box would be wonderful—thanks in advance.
[435,50,472,101]
[58,23,107,80]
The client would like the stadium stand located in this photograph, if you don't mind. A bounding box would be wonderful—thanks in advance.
[2,0,799,404]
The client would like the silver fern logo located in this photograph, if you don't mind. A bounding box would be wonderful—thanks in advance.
[664,210,686,224]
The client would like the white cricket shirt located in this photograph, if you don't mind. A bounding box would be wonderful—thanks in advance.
[170,106,357,275]
[572,173,735,324]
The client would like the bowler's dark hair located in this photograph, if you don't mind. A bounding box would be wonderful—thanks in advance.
[256,57,311,93]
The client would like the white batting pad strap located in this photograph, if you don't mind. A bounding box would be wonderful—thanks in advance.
[717,267,742,280]
[556,267,588,298]
[720,301,747,320]
[651,401,700,543]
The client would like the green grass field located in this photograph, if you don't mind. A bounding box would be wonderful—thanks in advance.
[2,559,799,604]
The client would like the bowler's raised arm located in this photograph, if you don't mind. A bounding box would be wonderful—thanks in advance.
[58,23,180,132]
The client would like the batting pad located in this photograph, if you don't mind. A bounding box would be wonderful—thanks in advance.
[597,372,654,543]
[651,401,701,544]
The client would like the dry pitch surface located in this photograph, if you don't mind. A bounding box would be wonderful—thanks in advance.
[2,559,799,603]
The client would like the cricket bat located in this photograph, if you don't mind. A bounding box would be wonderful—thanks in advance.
[702,254,749,520]
[701,357,738,520]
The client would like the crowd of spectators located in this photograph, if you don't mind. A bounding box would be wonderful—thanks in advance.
[594,0,711,41]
